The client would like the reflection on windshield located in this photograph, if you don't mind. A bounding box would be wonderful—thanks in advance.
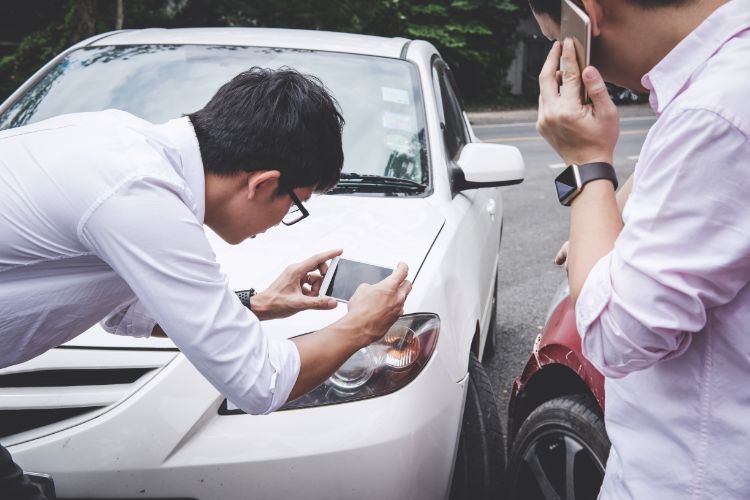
[0,45,428,185]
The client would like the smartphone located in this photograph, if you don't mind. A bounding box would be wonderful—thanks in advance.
[320,257,393,303]
[560,0,591,102]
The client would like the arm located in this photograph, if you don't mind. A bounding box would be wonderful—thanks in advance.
[288,263,410,400]
[553,173,632,268]
[82,177,410,413]
[537,40,621,305]
[147,249,343,336]
[538,41,750,377]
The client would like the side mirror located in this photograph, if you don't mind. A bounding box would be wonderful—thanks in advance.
[453,143,525,193]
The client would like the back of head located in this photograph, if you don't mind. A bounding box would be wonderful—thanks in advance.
[189,67,344,193]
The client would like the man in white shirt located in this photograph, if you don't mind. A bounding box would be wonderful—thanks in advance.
[0,67,411,499]
[527,0,750,498]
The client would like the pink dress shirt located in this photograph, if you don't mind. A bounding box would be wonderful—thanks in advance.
[575,1,750,498]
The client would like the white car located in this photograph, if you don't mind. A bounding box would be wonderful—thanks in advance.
[0,28,524,499]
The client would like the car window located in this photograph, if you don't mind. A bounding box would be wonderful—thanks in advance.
[433,59,469,161]
[0,45,429,186]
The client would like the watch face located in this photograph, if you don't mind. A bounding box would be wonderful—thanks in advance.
[555,167,579,203]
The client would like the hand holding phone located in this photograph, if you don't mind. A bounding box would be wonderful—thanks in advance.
[319,257,394,303]
[344,261,412,344]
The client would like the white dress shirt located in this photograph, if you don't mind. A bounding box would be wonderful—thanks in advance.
[575,1,750,498]
[0,110,300,415]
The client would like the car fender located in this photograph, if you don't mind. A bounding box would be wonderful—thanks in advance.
[508,297,604,442]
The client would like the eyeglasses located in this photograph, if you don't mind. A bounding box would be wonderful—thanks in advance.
[281,189,310,226]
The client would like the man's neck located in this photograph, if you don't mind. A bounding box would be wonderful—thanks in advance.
[622,0,729,87]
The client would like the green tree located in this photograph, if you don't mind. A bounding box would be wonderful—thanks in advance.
[0,0,526,106]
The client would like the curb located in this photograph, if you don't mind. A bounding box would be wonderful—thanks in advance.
[467,102,654,125]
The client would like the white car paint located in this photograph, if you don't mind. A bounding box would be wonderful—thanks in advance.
[0,28,524,499]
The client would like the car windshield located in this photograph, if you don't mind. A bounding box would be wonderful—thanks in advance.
[0,44,428,186]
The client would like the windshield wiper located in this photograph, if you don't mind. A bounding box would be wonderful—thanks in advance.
[327,173,427,195]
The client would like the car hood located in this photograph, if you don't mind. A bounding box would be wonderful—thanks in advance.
[66,195,444,348]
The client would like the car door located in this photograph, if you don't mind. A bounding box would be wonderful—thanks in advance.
[432,59,501,347]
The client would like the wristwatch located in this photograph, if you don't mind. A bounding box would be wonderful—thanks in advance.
[554,162,618,206]
[235,288,256,310]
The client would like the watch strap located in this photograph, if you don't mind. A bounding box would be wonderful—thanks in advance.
[578,162,618,191]
[235,288,256,309]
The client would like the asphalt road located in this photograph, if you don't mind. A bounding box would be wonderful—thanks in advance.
[472,108,657,427]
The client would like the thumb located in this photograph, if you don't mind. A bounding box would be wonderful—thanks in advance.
[582,66,615,114]
[307,295,338,310]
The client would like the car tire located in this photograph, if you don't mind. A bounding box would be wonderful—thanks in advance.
[450,353,506,500]
[507,394,610,500]
[483,272,498,360]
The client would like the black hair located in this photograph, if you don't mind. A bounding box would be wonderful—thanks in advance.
[188,67,344,193]
[528,0,694,23]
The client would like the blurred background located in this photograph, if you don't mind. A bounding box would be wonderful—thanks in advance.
[0,0,558,109]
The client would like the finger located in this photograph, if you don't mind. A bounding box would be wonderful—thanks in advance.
[298,249,343,274]
[309,275,324,295]
[387,262,409,286]
[554,252,566,266]
[539,41,562,103]
[305,296,337,310]
[582,66,617,116]
[559,38,582,101]
[399,279,412,299]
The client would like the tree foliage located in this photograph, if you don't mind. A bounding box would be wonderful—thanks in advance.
[0,0,526,105]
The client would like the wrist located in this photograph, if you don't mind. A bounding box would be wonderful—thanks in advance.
[335,313,376,350]
[249,291,273,320]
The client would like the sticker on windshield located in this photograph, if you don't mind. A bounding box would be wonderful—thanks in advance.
[381,87,410,105]
[382,111,414,132]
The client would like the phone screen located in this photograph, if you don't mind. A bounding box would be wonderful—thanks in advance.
[560,0,591,102]
[325,259,393,302]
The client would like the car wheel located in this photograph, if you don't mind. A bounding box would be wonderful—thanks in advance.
[507,394,610,500]
[450,353,506,500]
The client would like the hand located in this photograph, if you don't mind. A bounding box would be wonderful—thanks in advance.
[345,262,412,346]
[554,240,570,271]
[537,39,620,165]
[251,249,342,320]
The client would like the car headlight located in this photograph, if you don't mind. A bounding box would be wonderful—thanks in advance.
[281,313,439,410]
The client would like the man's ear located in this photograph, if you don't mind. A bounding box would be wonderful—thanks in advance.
[246,170,282,200]
[581,0,604,36]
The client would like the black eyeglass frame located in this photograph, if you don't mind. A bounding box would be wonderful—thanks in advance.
[281,189,310,226]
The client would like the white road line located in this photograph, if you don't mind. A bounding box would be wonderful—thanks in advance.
[549,162,566,169]
[627,155,640,161]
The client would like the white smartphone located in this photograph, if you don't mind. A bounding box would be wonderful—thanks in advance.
[320,257,393,303]
[560,0,591,102]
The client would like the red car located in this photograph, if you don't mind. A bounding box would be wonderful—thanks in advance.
[506,281,610,500]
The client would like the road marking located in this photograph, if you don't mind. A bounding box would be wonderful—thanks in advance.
[484,128,651,144]
[549,162,566,169]
[627,155,639,161]
[471,115,655,129]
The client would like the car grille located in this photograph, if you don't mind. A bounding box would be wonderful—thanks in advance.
[0,348,176,445]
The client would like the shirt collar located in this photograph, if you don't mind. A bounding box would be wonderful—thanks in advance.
[155,116,206,223]
[641,0,750,115]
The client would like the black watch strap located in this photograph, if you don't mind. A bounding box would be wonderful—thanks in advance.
[578,162,618,191]
[236,288,256,309]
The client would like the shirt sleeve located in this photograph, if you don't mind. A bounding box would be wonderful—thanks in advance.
[100,298,156,338]
[79,175,300,414]
[576,108,750,378]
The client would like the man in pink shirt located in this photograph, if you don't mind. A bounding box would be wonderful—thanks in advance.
[527,0,750,497]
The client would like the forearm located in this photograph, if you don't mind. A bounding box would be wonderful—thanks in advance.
[568,180,623,305]
[287,316,369,401]
[615,174,633,215]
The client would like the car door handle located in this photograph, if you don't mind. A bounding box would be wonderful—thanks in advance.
[485,199,496,217]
